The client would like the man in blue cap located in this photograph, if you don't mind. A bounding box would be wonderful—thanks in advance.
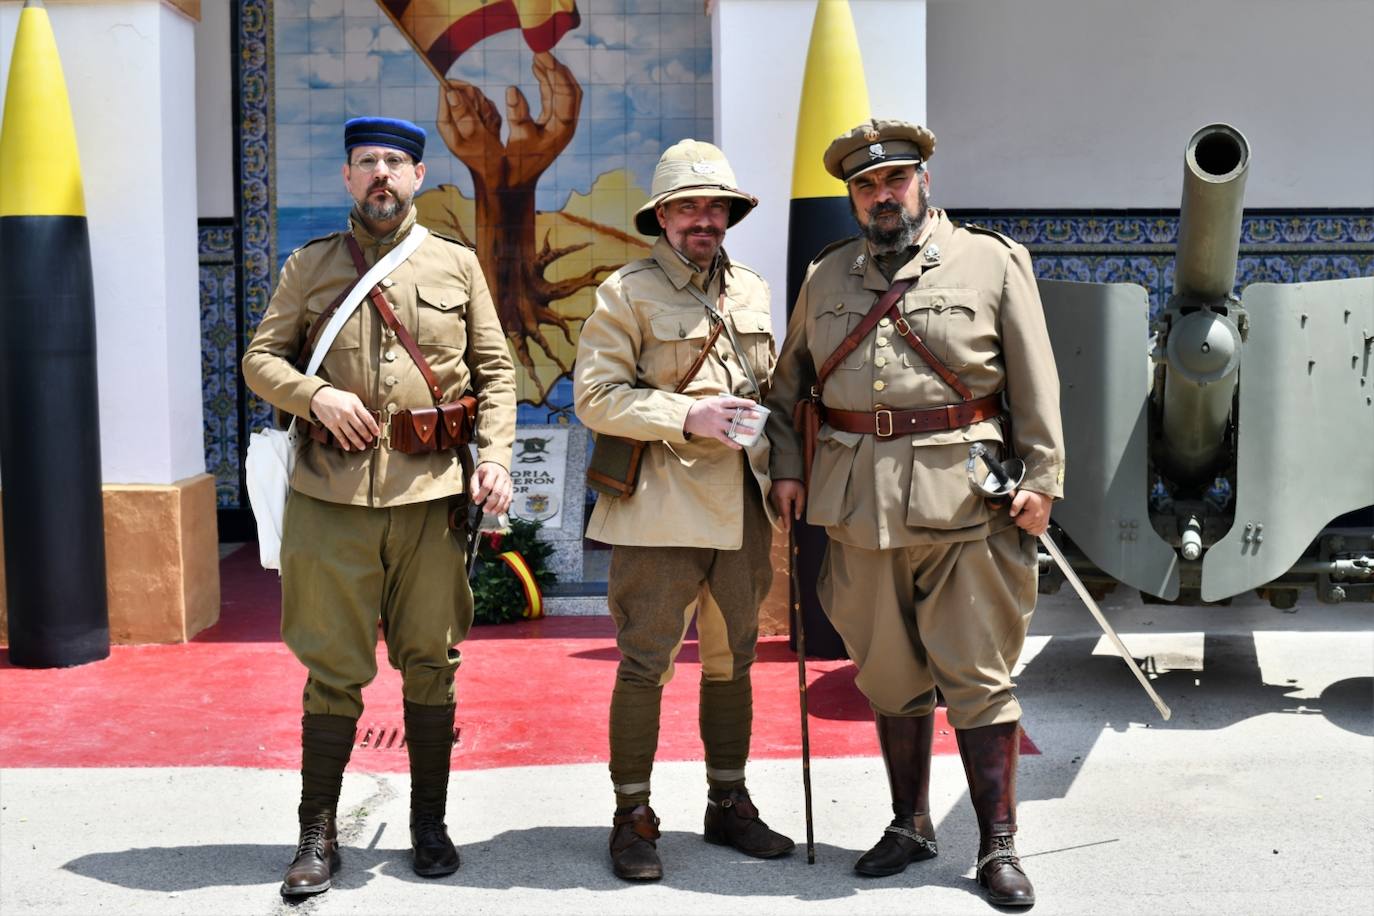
[244,116,517,897]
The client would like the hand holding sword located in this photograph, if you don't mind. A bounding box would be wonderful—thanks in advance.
[967,444,1173,721]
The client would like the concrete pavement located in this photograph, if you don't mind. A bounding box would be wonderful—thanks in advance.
[2,591,1371,915]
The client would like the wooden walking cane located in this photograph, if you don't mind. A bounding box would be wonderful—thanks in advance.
[790,527,817,864]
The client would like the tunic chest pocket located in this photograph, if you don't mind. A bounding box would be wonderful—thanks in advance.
[726,307,775,379]
[900,288,979,370]
[646,310,713,384]
[416,285,468,349]
[811,301,868,371]
[304,291,362,351]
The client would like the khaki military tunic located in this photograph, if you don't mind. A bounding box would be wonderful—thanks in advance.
[765,209,1065,728]
[243,206,516,505]
[242,206,516,719]
[575,235,778,549]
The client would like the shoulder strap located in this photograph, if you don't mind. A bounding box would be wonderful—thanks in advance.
[344,234,446,405]
[890,312,973,400]
[297,224,430,378]
[815,279,914,394]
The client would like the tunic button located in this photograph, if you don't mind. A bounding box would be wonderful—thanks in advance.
[386,403,398,414]
[679,329,686,338]
[876,336,889,347]
[381,278,395,288]
[875,356,887,368]
[878,317,891,328]
[385,351,397,361]
[836,303,845,312]
[385,376,398,387]
[384,328,396,340]
[873,380,886,392]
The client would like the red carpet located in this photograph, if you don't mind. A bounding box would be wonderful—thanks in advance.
[0,546,1034,773]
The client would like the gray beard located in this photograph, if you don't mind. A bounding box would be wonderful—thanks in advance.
[360,190,407,224]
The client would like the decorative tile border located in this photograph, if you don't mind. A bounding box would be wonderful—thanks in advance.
[955,210,1374,315]
[199,221,238,507]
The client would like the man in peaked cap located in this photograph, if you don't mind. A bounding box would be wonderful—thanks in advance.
[243,116,516,896]
[574,139,795,880]
[765,119,1065,907]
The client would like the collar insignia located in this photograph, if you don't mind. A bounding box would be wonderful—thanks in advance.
[923,244,941,263]
[852,253,867,271]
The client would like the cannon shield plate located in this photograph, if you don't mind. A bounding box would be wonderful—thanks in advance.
[1040,279,1181,599]
[1201,277,1374,600]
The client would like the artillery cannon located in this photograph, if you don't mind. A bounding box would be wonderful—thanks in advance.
[1038,124,1374,607]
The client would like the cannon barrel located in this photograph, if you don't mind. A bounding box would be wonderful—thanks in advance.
[1156,124,1249,486]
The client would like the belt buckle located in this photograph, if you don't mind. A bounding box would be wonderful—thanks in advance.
[372,410,390,450]
[893,316,912,337]
[875,408,894,438]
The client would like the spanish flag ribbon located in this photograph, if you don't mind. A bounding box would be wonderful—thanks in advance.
[498,550,544,619]
[379,0,581,78]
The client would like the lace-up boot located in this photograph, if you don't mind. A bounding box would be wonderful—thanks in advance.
[855,712,938,876]
[957,722,1035,907]
[405,701,460,876]
[280,714,355,897]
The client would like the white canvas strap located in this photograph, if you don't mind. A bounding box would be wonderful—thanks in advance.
[288,223,430,435]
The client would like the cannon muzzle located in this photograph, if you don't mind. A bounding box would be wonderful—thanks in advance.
[1174,124,1250,301]
[1156,124,1250,486]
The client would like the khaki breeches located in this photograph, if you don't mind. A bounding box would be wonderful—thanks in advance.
[607,481,773,688]
[280,490,474,718]
[818,524,1038,729]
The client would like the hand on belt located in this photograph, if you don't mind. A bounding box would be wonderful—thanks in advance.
[822,392,1003,438]
[308,396,477,454]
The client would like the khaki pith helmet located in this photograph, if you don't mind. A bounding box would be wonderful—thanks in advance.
[633,139,758,236]
[823,119,937,183]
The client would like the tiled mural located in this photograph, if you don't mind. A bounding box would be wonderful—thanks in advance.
[200,0,1374,514]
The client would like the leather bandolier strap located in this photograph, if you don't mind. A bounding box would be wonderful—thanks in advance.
[300,234,478,454]
[795,276,1003,487]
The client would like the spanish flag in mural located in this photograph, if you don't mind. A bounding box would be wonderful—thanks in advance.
[379,0,581,78]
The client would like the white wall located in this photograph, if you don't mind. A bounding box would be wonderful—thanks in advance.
[195,0,234,218]
[927,0,1374,208]
[0,1,206,484]
[715,0,927,334]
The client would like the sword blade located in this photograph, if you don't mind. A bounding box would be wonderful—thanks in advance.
[1039,533,1172,721]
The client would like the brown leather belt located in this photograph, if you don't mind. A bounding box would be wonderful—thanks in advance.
[308,395,477,454]
[823,392,1003,439]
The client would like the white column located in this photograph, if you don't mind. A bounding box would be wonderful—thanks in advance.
[1,0,205,484]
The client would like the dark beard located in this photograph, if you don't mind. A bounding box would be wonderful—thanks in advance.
[854,185,929,254]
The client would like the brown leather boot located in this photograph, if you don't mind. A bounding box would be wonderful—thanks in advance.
[280,714,354,897]
[610,805,663,880]
[405,701,460,877]
[957,722,1035,907]
[854,712,939,876]
[704,788,795,858]
[280,813,339,897]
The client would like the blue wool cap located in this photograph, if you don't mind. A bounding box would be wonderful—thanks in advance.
[344,117,426,163]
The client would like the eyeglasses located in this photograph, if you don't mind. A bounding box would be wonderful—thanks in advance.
[350,153,414,173]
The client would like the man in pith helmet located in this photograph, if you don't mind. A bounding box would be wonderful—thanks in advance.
[575,139,794,881]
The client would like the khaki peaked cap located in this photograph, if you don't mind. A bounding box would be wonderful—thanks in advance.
[633,139,757,236]
[824,119,937,182]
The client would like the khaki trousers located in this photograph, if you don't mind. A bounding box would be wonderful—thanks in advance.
[281,490,474,718]
[818,524,1038,729]
[606,481,773,689]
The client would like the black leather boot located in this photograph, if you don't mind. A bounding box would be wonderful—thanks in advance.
[855,712,939,876]
[405,701,460,877]
[610,804,663,880]
[704,788,795,858]
[957,722,1035,907]
[280,714,355,897]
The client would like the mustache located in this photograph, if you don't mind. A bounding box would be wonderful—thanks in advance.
[868,201,904,218]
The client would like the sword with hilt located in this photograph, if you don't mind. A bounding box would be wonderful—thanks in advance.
[967,444,1173,721]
